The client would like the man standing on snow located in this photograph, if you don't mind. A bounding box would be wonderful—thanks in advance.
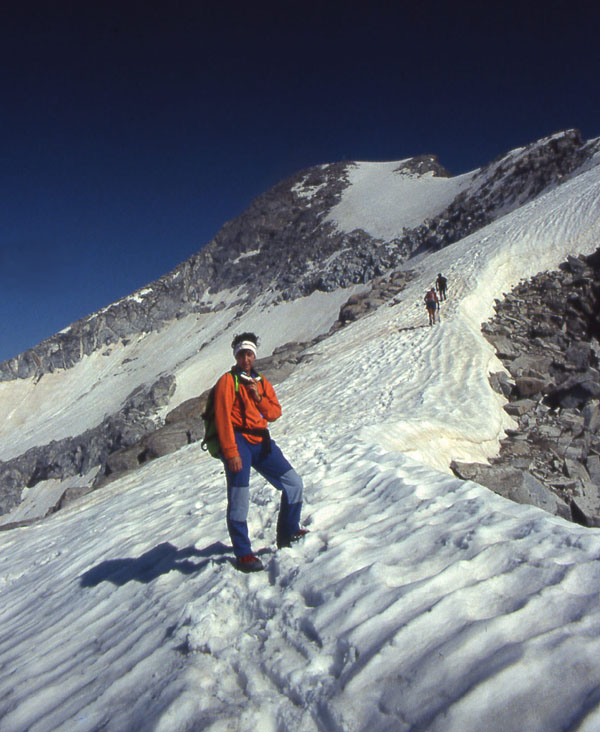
[436,273,447,301]
[214,332,307,572]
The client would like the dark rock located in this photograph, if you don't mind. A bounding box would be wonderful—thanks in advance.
[165,395,208,424]
[504,399,537,416]
[0,518,37,532]
[145,421,201,459]
[565,343,595,370]
[105,445,147,474]
[499,439,532,458]
[336,271,416,327]
[586,455,600,485]
[583,402,600,432]
[450,461,569,518]
[515,377,547,398]
[489,371,513,397]
[545,374,600,409]
[487,336,519,359]
[565,255,588,275]
[56,485,95,510]
[394,155,451,177]
[508,354,552,378]
[564,458,591,483]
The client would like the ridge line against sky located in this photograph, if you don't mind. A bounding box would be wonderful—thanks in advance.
[1,0,599,363]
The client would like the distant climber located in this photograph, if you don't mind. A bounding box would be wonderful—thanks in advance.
[436,273,447,301]
[212,332,307,572]
[424,288,439,325]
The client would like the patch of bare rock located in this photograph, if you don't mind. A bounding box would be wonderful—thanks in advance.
[451,248,600,526]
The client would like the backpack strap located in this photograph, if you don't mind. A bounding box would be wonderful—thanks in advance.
[233,370,247,429]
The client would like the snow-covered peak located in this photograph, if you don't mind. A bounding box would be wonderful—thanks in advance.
[2,130,597,389]
[325,159,475,239]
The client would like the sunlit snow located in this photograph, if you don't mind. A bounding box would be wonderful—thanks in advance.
[325,160,475,240]
[1,160,600,731]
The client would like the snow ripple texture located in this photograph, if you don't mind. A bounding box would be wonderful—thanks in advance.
[3,442,600,732]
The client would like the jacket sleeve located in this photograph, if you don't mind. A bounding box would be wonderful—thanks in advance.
[258,377,282,422]
[214,373,239,460]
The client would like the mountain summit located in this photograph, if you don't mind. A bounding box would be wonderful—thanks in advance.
[1,129,595,386]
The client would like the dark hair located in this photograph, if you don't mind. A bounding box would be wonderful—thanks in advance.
[231,332,259,349]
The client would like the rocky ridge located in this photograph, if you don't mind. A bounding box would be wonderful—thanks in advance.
[2,130,597,383]
[452,248,600,526]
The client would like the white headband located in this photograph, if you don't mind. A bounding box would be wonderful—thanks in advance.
[233,341,257,357]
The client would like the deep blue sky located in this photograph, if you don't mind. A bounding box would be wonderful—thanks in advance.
[1,0,599,363]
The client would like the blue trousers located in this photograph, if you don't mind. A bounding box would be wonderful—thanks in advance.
[225,433,303,557]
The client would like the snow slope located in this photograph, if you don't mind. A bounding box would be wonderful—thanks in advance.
[325,161,475,239]
[0,287,361,462]
[0,158,474,463]
[1,162,600,731]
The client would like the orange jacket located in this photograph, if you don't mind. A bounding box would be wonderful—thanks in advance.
[214,371,282,460]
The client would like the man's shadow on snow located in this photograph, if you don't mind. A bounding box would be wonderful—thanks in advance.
[79,541,231,587]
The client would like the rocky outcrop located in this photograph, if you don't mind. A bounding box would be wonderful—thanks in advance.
[0,375,175,515]
[0,468,100,529]
[450,461,571,519]
[452,248,600,525]
[394,155,451,178]
[335,270,417,325]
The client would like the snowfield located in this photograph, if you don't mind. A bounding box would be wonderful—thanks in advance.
[325,160,475,240]
[1,157,600,731]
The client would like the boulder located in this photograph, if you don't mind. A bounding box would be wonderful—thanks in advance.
[565,254,588,275]
[165,394,208,424]
[487,335,519,359]
[583,401,600,432]
[106,445,147,474]
[546,374,600,409]
[508,354,552,377]
[514,377,547,398]
[145,421,201,459]
[565,343,595,370]
[586,455,600,485]
[564,458,591,483]
[450,461,569,518]
[504,399,537,416]
[489,371,513,398]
